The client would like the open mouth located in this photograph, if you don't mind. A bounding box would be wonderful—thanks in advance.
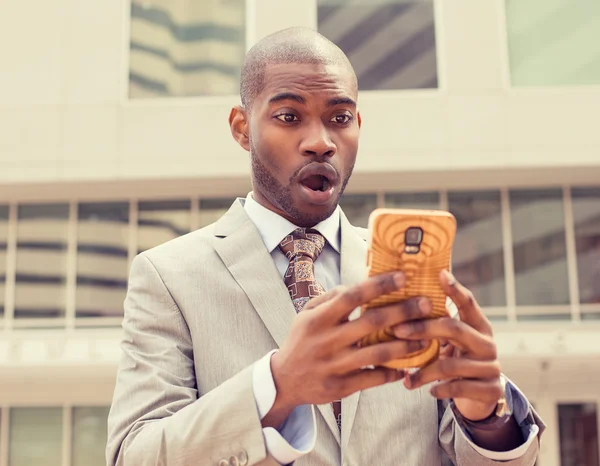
[300,174,331,192]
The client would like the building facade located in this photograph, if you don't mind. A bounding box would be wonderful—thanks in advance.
[0,0,599,465]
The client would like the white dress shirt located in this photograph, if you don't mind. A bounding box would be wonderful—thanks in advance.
[244,192,538,464]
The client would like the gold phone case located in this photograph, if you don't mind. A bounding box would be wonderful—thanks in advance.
[360,208,457,369]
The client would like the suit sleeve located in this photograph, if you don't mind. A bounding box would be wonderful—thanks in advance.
[105,253,280,466]
[437,379,546,466]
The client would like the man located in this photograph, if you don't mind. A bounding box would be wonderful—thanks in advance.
[106,27,544,466]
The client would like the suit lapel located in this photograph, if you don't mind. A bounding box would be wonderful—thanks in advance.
[213,201,367,448]
[339,211,369,452]
[213,200,297,349]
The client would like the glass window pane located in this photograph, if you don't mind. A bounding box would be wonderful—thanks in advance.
[339,194,378,228]
[138,200,191,252]
[318,0,438,90]
[76,202,129,318]
[72,407,110,466]
[0,205,8,318]
[15,204,69,319]
[384,192,440,210]
[510,189,570,311]
[559,403,599,466]
[572,188,600,310]
[129,0,246,98]
[449,191,506,312]
[506,0,600,87]
[199,198,237,228]
[9,407,63,466]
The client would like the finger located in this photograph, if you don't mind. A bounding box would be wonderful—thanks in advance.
[327,272,405,322]
[332,339,430,373]
[440,270,492,336]
[335,297,432,346]
[429,379,504,404]
[341,367,406,396]
[439,343,455,359]
[393,318,497,360]
[404,358,501,390]
[303,285,346,311]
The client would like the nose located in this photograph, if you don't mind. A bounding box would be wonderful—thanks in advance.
[300,122,336,158]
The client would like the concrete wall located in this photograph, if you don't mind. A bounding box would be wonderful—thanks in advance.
[1,0,599,189]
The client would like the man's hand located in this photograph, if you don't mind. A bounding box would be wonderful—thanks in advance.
[393,270,502,421]
[263,272,432,428]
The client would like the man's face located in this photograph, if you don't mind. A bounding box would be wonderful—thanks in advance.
[234,62,361,227]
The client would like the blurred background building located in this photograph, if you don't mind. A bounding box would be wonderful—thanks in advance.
[0,0,599,465]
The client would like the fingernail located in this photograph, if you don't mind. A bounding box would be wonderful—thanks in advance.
[394,325,410,338]
[443,270,456,286]
[404,374,413,388]
[394,272,405,288]
[418,297,432,314]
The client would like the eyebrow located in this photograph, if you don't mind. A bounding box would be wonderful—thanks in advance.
[268,92,356,108]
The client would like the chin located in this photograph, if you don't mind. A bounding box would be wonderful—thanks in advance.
[291,201,337,228]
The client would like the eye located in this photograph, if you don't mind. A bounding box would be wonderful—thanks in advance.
[331,113,353,125]
[275,113,299,123]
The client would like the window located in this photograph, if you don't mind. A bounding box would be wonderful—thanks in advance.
[129,0,246,98]
[339,193,378,228]
[559,403,599,466]
[572,188,600,316]
[449,191,506,316]
[505,0,600,86]
[510,189,570,317]
[0,205,8,318]
[9,407,63,466]
[76,202,130,318]
[138,200,191,253]
[14,204,69,319]
[199,198,237,228]
[318,0,438,90]
[72,407,110,466]
[384,191,440,210]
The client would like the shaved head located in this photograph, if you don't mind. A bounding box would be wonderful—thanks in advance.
[240,27,357,110]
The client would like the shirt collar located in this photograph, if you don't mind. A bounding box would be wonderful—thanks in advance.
[243,192,341,254]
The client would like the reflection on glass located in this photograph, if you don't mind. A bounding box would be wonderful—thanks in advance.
[0,205,8,318]
[14,204,69,319]
[559,403,599,466]
[138,200,191,252]
[318,0,438,90]
[339,194,378,228]
[506,0,600,86]
[384,192,440,210]
[449,191,506,311]
[72,407,110,466]
[572,188,600,308]
[510,189,570,311]
[76,203,129,318]
[199,198,237,227]
[10,407,63,466]
[129,0,246,98]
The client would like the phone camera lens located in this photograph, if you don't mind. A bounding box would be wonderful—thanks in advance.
[405,227,423,245]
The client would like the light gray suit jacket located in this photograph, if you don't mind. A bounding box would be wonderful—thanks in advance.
[106,199,543,466]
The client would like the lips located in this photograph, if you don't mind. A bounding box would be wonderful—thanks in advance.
[297,162,339,192]
[296,162,339,206]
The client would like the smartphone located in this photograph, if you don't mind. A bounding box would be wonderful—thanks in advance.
[359,208,457,369]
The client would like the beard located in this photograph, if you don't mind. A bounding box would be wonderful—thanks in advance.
[250,139,353,227]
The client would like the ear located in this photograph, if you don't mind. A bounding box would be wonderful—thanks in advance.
[357,110,362,129]
[229,106,250,152]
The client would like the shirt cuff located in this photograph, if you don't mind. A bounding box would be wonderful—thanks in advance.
[253,350,317,464]
[453,379,540,461]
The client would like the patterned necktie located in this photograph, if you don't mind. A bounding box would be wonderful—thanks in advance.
[278,228,342,430]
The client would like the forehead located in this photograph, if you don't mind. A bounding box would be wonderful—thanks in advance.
[260,62,357,104]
